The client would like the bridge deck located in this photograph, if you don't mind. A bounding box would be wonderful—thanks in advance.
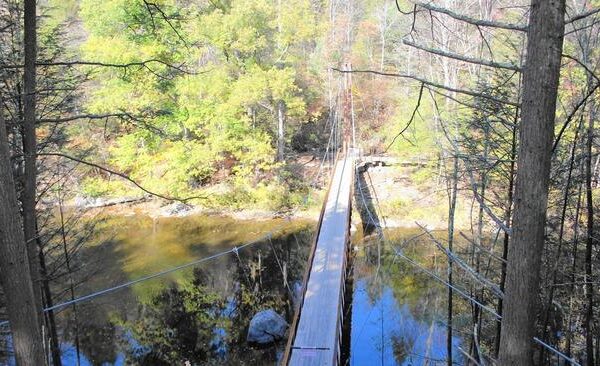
[288,153,354,366]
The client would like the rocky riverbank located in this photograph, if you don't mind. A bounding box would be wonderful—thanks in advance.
[67,196,320,221]
[62,161,470,229]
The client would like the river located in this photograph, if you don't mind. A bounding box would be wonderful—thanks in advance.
[1,215,464,365]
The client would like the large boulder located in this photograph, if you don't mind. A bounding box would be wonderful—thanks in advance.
[246,309,288,345]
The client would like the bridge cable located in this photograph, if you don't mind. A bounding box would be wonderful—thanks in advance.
[0,111,341,329]
[268,236,294,299]
[0,240,251,329]
[392,248,582,365]
[341,82,579,365]
[394,246,501,319]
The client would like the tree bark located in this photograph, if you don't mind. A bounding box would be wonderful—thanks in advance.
[275,0,285,162]
[566,172,583,358]
[58,189,81,366]
[584,97,596,366]
[0,104,46,365]
[494,107,518,358]
[498,0,566,364]
[39,248,62,366]
[22,0,43,317]
[277,100,285,162]
[446,152,458,366]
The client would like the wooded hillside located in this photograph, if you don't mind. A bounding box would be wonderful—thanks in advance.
[1,0,600,365]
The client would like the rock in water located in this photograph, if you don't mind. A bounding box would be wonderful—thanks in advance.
[247,309,288,345]
[160,202,193,216]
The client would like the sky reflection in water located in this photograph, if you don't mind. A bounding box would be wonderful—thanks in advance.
[350,278,462,366]
[1,217,462,366]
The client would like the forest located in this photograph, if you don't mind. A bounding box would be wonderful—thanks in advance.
[0,0,599,365]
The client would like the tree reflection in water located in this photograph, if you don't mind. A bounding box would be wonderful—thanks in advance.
[115,228,311,365]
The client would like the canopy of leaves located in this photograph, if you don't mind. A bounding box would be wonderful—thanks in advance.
[77,0,321,207]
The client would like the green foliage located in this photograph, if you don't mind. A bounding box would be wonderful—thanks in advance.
[122,270,224,364]
[384,197,412,216]
[459,72,518,203]
[75,0,321,206]
[81,177,128,198]
[408,165,436,186]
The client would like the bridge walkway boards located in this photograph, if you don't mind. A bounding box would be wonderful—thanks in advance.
[288,152,355,366]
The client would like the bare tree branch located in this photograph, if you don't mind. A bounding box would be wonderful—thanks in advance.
[566,7,600,24]
[38,153,206,203]
[552,81,600,152]
[0,23,14,33]
[462,159,513,235]
[403,38,521,71]
[393,246,503,319]
[565,16,600,35]
[38,112,167,137]
[410,1,528,32]
[332,68,519,107]
[1,59,204,75]
[562,54,600,82]
[38,113,128,124]
[459,232,507,264]
[385,82,424,152]
[142,1,189,47]
[417,223,505,298]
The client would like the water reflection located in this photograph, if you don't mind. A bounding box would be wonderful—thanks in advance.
[1,218,465,366]
[49,214,311,366]
[350,230,464,366]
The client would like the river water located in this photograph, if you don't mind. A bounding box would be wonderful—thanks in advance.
[1,215,464,365]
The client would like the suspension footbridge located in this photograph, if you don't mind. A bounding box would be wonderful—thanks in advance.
[284,149,357,366]
[0,63,383,365]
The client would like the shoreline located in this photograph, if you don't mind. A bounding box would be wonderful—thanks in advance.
[64,197,321,222]
[56,163,471,230]
[61,196,462,230]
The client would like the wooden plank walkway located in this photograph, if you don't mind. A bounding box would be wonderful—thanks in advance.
[287,152,355,366]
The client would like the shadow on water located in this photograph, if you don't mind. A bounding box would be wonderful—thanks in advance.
[354,165,383,236]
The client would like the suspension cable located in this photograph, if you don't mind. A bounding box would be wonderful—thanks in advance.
[1,113,342,329]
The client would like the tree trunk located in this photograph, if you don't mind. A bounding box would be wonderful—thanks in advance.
[584,98,596,366]
[0,104,46,366]
[23,0,43,318]
[277,100,285,162]
[58,190,81,366]
[39,248,62,366]
[566,171,583,358]
[494,108,518,358]
[446,152,458,366]
[498,0,566,364]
